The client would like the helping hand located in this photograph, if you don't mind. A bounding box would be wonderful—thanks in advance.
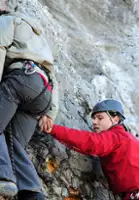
[39,115,53,133]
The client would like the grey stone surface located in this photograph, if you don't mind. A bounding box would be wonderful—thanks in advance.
[5,0,139,199]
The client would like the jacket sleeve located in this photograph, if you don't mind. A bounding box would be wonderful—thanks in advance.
[46,71,59,120]
[50,125,120,157]
[0,16,15,81]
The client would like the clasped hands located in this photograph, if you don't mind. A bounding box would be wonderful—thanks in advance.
[39,115,53,133]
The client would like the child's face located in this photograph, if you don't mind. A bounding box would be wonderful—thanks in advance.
[92,112,119,133]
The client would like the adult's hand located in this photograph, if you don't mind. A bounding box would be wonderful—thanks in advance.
[39,115,53,133]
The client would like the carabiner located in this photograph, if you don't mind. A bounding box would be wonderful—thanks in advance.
[24,61,37,75]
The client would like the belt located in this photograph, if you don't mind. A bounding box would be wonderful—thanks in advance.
[8,59,53,92]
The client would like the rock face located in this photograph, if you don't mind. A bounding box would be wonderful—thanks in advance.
[5,0,139,199]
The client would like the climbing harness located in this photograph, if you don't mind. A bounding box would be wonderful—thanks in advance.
[23,60,53,90]
[3,59,54,174]
[23,61,37,75]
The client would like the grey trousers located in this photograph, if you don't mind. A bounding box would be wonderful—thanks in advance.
[0,69,48,192]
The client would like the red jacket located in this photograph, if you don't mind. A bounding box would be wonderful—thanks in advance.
[50,124,139,194]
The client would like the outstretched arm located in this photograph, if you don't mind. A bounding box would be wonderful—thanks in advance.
[42,124,120,157]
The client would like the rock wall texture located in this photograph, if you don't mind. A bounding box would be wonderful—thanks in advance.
[5,0,139,199]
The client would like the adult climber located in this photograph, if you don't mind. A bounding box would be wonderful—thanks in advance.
[0,1,58,200]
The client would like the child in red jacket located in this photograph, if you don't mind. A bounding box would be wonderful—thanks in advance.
[39,99,139,200]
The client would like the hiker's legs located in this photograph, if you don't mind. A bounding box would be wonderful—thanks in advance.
[0,69,47,196]
[14,137,41,192]
[0,81,18,183]
[0,78,19,196]
[11,111,48,200]
[0,69,44,182]
[10,110,41,192]
[0,134,16,182]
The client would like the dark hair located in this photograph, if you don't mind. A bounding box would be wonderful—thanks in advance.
[108,111,124,123]
[0,10,10,16]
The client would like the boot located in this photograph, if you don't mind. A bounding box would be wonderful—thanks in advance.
[18,191,48,200]
[0,181,17,197]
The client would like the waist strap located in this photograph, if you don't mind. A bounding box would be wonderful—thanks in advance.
[8,60,53,92]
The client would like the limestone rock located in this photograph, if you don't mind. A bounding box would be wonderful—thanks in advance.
[6,0,139,199]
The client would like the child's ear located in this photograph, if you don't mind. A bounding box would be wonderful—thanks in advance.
[113,116,120,124]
